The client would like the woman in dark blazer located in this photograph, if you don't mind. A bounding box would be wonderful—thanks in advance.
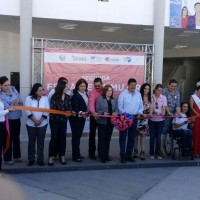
[96,85,118,163]
[70,79,88,162]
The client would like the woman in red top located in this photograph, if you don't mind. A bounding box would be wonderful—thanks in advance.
[190,84,200,156]
[182,6,189,28]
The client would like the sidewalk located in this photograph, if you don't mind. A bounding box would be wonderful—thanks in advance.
[2,135,200,174]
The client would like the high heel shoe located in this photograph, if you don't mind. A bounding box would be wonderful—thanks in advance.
[140,151,145,161]
[60,156,67,165]
[48,157,54,166]
[133,149,138,159]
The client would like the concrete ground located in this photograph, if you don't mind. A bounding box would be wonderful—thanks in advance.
[1,134,200,200]
[0,167,200,200]
[2,136,200,173]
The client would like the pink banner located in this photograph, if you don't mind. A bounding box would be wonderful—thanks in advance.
[44,49,145,97]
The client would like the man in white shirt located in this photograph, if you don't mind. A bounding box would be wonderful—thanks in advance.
[118,78,143,163]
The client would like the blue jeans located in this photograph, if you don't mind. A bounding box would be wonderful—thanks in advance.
[173,129,192,155]
[149,120,164,156]
[119,119,137,158]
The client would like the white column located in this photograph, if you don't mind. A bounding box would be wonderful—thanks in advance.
[20,0,32,100]
[153,0,165,85]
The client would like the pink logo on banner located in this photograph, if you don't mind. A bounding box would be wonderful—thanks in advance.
[44,49,145,97]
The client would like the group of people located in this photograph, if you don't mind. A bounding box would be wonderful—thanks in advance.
[182,2,200,29]
[0,75,200,170]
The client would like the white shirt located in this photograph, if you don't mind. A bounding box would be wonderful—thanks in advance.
[118,89,143,115]
[78,91,88,107]
[25,96,49,127]
[0,100,9,122]
[172,113,188,130]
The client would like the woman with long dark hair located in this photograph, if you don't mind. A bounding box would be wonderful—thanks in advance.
[134,83,151,160]
[48,80,72,166]
[25,83,49,166]
[70,79,88,162]
[172,101,193,156]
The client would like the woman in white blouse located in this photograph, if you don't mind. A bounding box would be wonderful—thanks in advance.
[25,83,49,166]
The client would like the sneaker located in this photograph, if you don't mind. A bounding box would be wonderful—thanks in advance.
[4,160,14,165]
[157,156,163,160]
[150,156,155,160]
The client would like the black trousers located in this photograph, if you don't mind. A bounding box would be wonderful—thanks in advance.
[0,122,7,170]
[98,123,114,160]
[53,135,61,157]
[89,116,98,156]
[70,117,86,159]
[26,124,47,162]
[49,119,67,157]
[4,119,21,161]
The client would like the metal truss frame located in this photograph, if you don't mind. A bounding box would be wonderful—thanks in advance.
[32,38,154,86]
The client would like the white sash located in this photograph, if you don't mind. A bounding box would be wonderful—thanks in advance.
[192,94,200,110]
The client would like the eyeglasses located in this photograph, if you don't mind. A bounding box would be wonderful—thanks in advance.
[155,102,158,109]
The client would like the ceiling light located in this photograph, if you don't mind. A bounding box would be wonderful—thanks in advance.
[174,45,188,49]
[58,23,78,30]
[139,28,153,34]
[183,30,199,34]
[177,30,199,37]
[100,26,121,32]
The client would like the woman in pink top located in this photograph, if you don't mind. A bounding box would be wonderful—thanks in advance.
[149,84,167,160]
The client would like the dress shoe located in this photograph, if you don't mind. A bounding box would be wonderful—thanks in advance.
[150,155,155,160]
[126,157,135,162]
[28,161,35,166]
[89,155,96,160]
[157,156,163,160]
[37,161,45,166]
[120,158,126,163]
[100,159,107,163]
[106,156,112,161]
[14,158,23,163]
[140,151,145,161]
[79,156,84,159]
[48,157,54,166]
[73,158,82,162]
[60,156,67,165]
[52,155,59,161]
[4,160,14,165]
[133,149,138,159]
